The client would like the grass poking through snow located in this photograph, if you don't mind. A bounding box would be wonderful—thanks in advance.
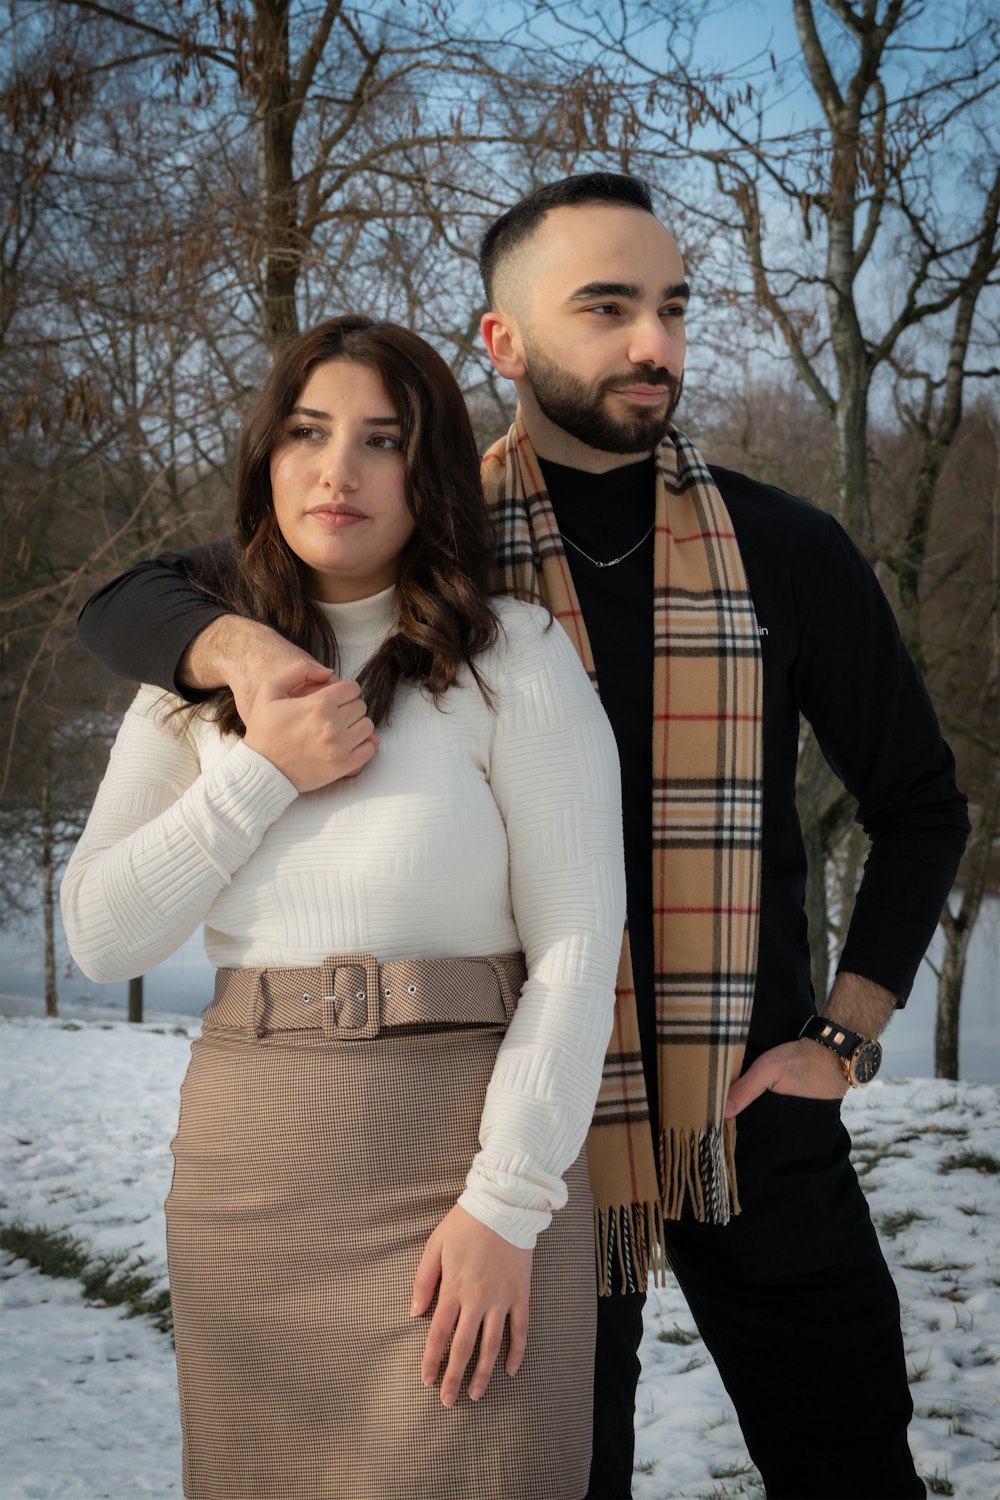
[0,1220,173,1334]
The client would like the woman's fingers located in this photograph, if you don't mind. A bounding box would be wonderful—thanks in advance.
[410,1230,443,1318]
[439,1307,489,1407]
[420,1294,460,1392]
[243,673,378,790]
[412,1205,533,1406]
[505,1293,529,1377]
[467,1310,508,1401]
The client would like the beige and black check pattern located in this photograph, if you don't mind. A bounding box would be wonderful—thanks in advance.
[207,953,527,1040]
[166,955,595,1499]
[482,412,764,1292]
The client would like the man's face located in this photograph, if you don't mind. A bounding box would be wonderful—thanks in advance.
[499,204,688,457]
[521,337,684,455]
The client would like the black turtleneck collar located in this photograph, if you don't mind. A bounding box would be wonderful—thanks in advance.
[537,454,656,560]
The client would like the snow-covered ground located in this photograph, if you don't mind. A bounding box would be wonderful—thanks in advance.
[1,1013,998,1500]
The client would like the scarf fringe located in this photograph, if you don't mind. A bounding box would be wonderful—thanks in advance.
[595,1122,741,1295]
[595,1197,668,1297]
[660,1120,741,1226]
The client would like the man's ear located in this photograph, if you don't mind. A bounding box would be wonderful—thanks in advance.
[480,310,527,381]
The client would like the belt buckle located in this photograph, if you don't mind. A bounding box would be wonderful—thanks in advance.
[321,952,381,1040]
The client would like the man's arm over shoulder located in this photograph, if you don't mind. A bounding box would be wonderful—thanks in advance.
[78,538,336,718]
[77,540,237,698]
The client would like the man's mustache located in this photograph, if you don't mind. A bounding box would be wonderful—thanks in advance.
[602,366,681,393]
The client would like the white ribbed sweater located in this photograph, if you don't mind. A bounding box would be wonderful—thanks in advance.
[61,590,625,1248]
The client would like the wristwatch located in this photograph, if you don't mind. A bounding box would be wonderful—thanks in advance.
[798,1014,883,1087]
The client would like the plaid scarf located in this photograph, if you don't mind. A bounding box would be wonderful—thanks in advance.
[481,412,763,1293]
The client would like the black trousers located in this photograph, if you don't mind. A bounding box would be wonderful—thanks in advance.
[586,1091,925,1500]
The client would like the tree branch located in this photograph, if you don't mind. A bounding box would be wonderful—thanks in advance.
[718,166,835,417]
[65,0,234,72]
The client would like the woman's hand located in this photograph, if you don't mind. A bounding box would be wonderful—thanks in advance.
[243,663,378,792]
[411,1204,533,1406]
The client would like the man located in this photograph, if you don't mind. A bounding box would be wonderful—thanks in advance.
[78,174,968,1499]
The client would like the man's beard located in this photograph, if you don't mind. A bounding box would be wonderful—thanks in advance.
[523,345,683,455]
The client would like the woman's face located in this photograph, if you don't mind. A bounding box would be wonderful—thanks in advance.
[269,359,415,603]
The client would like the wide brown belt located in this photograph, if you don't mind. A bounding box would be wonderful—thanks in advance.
[205,952,527,1042]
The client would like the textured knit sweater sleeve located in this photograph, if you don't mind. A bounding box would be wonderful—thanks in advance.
[60,686,299,980]
[457,606,625,1247]
[62,596,625,1250]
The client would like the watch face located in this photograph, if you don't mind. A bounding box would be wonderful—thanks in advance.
[851,1040,883,1085]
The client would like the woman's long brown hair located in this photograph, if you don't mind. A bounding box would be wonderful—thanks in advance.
[201,315,500,734]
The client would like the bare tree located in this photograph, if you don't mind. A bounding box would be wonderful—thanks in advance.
[6,0,993,1051]
[642,0,999,1024]
[4,0,707,1011]
[498,1,997,1022]
[885,399,999,1077]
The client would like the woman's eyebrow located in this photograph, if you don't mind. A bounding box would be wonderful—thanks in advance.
[287,406,400,424]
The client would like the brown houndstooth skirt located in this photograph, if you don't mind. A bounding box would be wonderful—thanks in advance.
[165,954,596,1500]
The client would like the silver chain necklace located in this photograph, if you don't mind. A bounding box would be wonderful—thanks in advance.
[560,521,655,569]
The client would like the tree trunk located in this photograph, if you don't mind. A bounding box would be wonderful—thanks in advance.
[254,0,300,353]
[934,782,998,1078]
[802,816,830,1007]
[42,852,58,1017]
[934,910,966,1080]
[831,380,873,547]
[797,727,860,1007]
[128,975,144,1024]
[40,737,58,1017]
[825,185,874,546]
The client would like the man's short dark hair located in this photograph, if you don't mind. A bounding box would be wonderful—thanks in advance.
[478,173,656,306]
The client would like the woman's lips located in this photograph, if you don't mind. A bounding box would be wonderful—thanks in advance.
[307,506,367,528]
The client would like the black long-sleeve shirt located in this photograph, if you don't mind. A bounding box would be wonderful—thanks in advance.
[77,461,970,1096]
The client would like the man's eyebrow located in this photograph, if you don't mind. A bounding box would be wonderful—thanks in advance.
[568,280,691,303]
[288,406,400,424]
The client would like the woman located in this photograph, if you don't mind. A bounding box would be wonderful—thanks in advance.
[61,315,626,1500]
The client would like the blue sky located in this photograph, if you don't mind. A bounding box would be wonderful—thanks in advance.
[475,0,994,151]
